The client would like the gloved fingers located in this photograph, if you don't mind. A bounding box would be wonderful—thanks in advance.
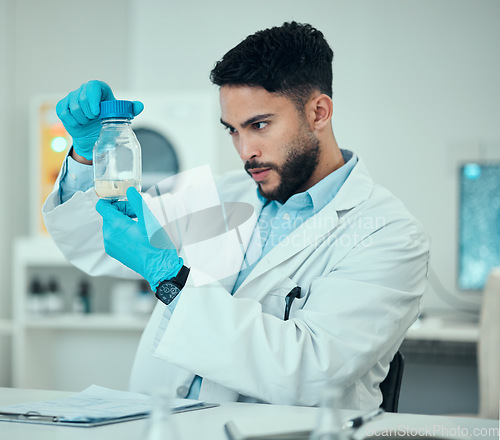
[95,199,133,230]
[126,187,161,229]
[56,92,81,129]
[95,198,118,219]
[126,187,175,250]
[56,80,115,128]
[132,101,144,117]
[86,80,115,116]
[78,84,97,121]
[96,80,115,102]
[67,85,92,126]
[111,200,137,219]
[125,187,144,216]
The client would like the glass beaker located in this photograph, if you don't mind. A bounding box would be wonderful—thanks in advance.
[310,387,349,440]
[93,100,142,200]
[144,391,180,440]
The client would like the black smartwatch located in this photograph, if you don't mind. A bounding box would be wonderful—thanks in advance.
[155,266,190,306]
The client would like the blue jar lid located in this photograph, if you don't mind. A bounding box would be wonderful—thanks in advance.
[99,100,134,119]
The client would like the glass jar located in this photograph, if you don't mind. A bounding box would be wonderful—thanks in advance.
[309,387,349,440]
[93,100,142,200]
[144,391,179,440]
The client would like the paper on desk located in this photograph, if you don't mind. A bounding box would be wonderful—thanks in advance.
[0,384,203,423]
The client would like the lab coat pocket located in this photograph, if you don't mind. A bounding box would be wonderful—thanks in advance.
[260,276,306,320]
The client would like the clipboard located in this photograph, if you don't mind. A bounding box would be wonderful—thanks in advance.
[0,402,219,428]
[0,410,150,427]
[0,385,219,428]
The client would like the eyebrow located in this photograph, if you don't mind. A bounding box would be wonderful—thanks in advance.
[220,113,275,130]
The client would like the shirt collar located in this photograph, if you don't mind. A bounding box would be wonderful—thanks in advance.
[256,149,357,213]
[307,149,356,212]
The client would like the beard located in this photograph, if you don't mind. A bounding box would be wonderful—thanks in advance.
[245,126,320,204]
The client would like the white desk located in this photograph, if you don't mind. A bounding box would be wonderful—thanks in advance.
[0,388,498,440]
[406,315,480,343]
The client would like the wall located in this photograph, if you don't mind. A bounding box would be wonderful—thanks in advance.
[130,0,500,313]
[0,0,133,386]
[2,0,497,321]
[0,0,498,396]
[0,0,14,387]
[0,1,13,316]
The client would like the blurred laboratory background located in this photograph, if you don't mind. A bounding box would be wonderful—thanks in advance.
[0,0,498,418]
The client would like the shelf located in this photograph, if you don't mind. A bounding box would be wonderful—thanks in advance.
[14,235,68,266]
[11,236,151,389]
[23,314,149,331]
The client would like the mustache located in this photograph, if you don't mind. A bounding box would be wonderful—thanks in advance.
[244,160,277,173]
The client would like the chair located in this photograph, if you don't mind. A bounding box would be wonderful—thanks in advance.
[379,351,404,413]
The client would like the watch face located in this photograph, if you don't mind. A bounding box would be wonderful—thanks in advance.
[157,282,180,305]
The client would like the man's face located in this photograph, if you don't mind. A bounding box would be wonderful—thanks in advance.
[219,85,320,203]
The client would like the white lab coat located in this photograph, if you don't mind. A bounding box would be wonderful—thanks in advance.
[42,157,429,409]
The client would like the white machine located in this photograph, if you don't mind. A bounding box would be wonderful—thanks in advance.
[125,90,221,190]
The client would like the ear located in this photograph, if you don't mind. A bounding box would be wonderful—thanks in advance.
[306,94,333,131]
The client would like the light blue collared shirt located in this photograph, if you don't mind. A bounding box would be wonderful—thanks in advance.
[59,155,94,203]
[232,149,356,293]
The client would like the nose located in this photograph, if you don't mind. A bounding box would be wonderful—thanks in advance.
[236,134,261,162]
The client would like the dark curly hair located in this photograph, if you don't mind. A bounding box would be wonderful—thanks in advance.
[210,22,333,110]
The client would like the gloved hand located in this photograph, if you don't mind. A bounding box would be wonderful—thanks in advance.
[56,80,144,161]
[95,187,184,291]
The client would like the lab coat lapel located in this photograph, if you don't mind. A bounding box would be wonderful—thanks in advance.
[234,158,374,298]
[235,202,340,296]
[215,189,264,292]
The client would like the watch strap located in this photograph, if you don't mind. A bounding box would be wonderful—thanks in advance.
[155,265,190,306]
[169,265,190,290]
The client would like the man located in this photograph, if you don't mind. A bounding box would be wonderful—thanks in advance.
[43,22,429,409]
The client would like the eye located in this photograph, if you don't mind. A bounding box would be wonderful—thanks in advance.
[225,126,237,136]
[253,121,268,130]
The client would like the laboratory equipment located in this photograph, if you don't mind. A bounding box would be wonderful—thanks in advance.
[122,90,220,190]
[26,276,46,316]
[458,163,500,290]
[309,387,349,440]
[30,96,72,234]
[73,279,91,314]
[93,100,142,200]
[144,391,179,440]
[46,277,64,314]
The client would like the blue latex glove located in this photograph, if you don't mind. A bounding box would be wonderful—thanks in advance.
[95,187,184,291]
[56,80,144,161]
